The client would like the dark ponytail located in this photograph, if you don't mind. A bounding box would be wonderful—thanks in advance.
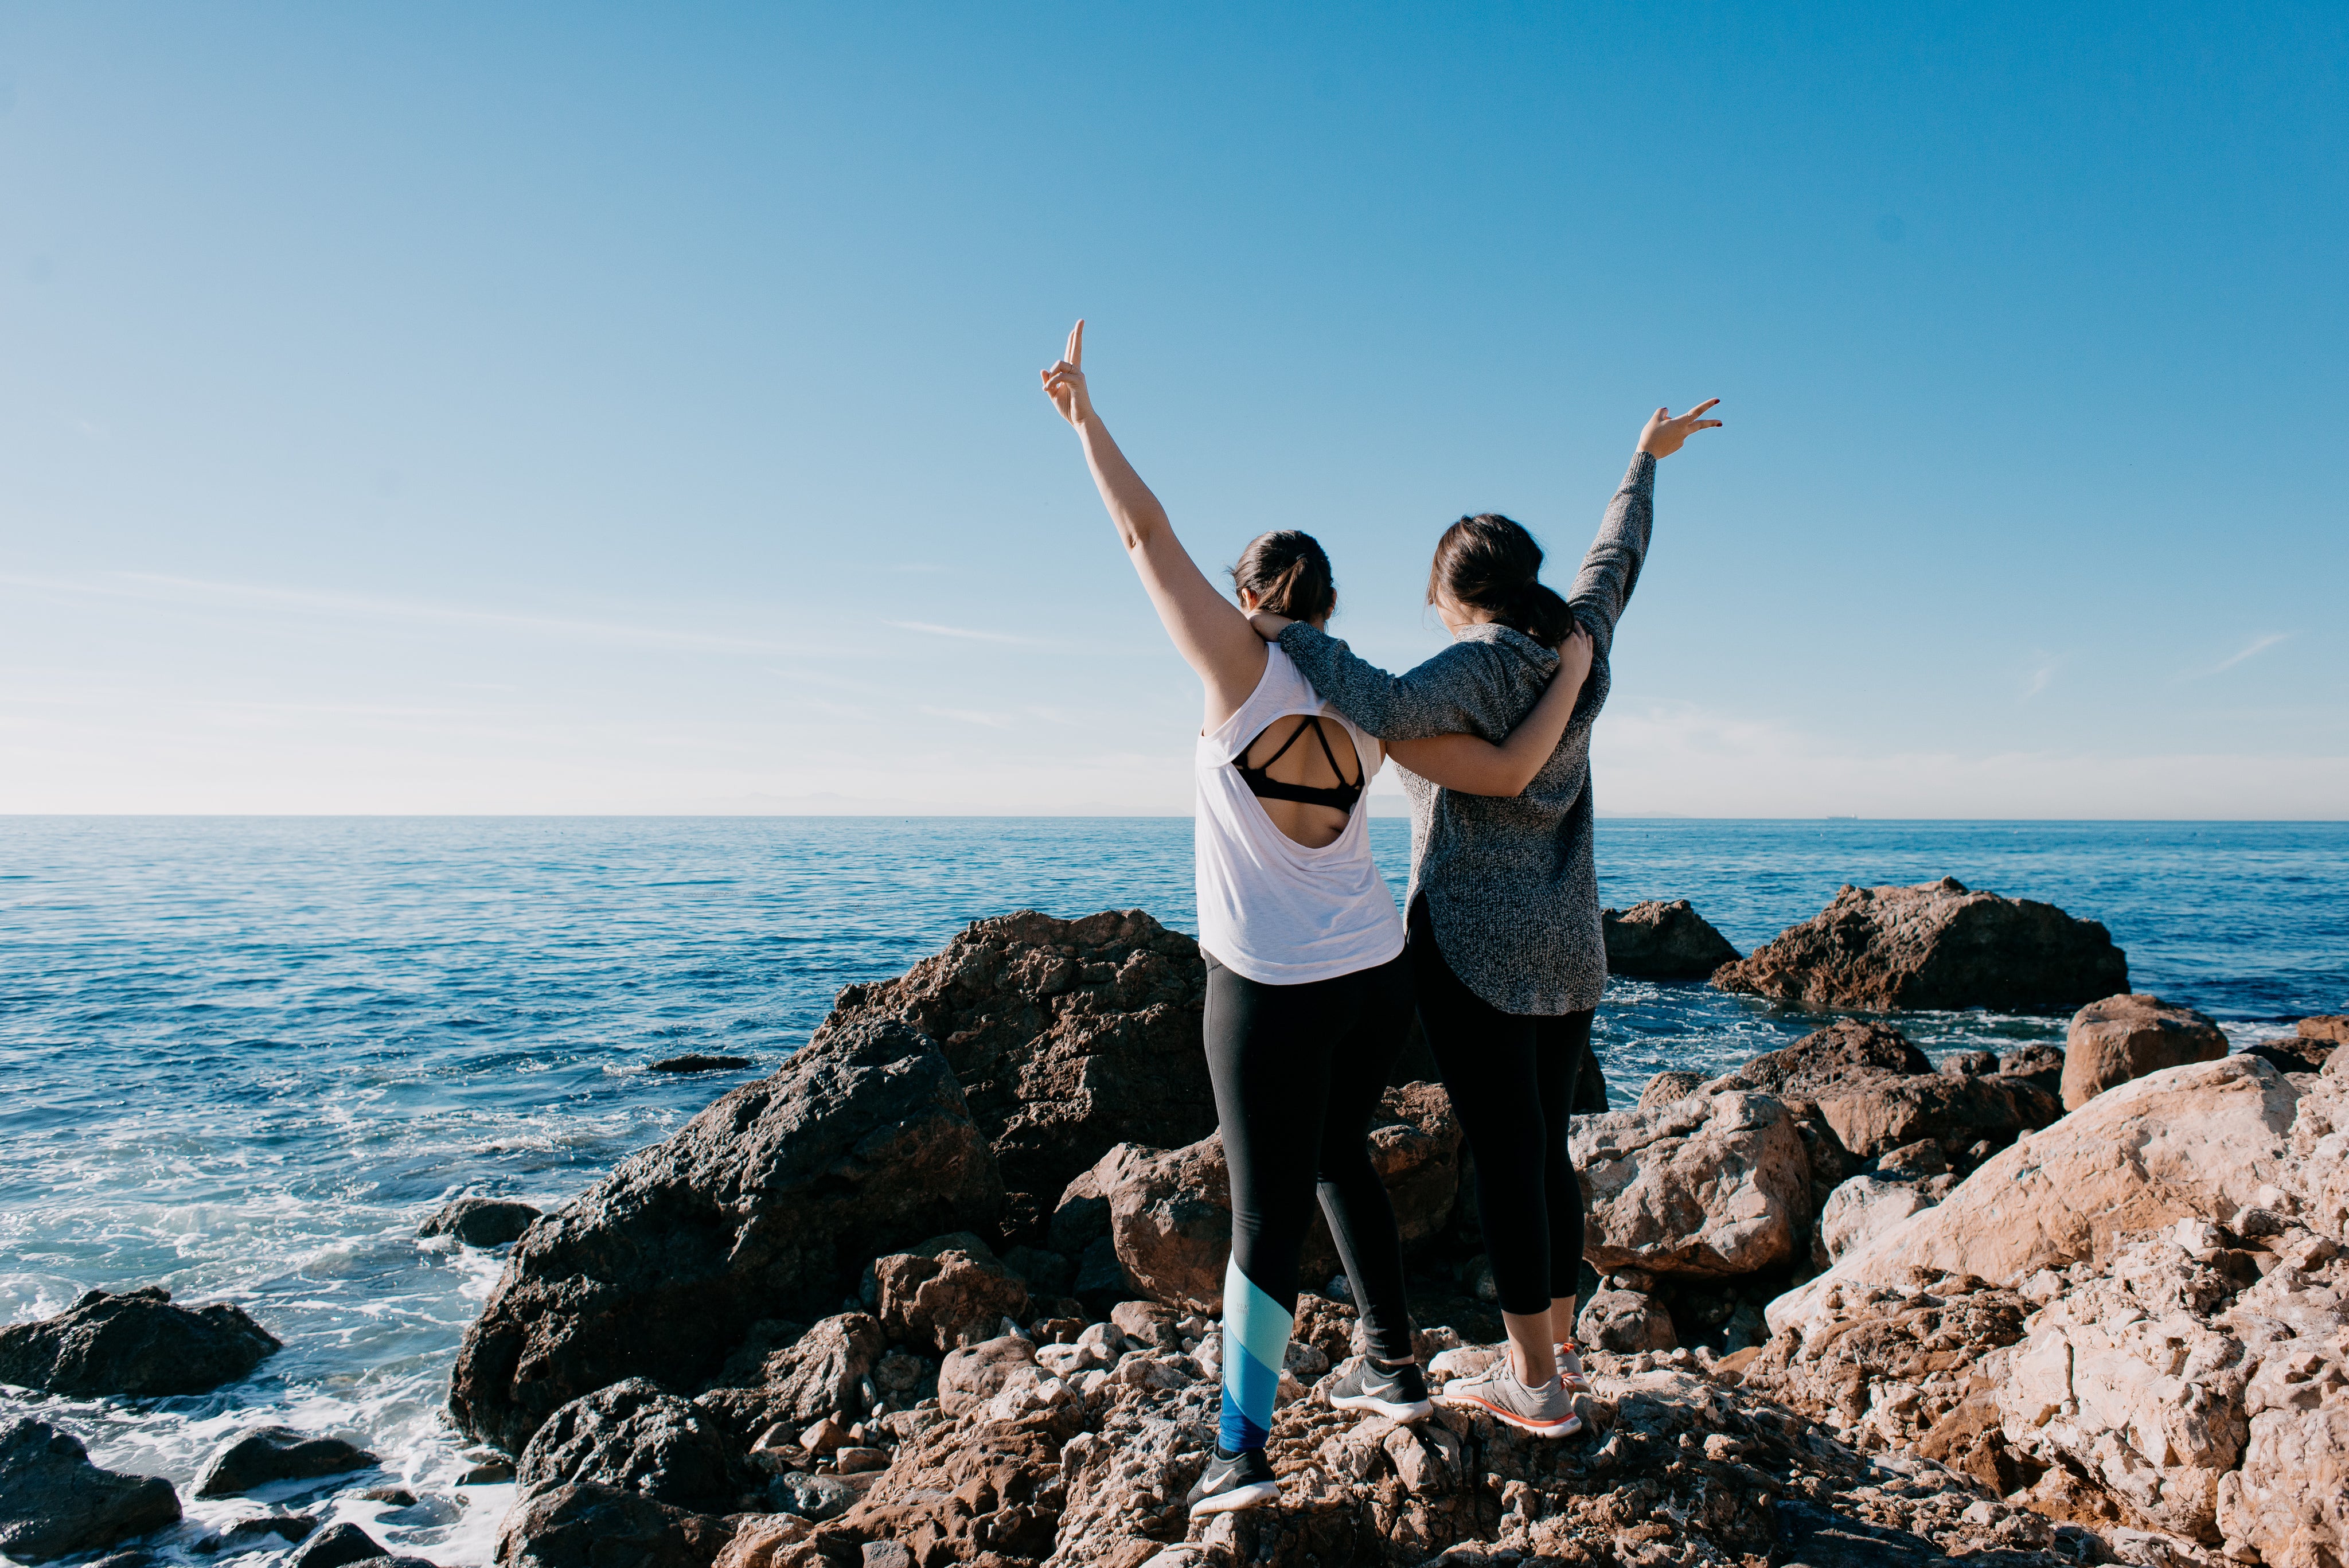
[1425,514,1576,645]
[1229,530,1337,623]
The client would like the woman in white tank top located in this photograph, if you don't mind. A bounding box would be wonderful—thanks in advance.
[1041,323,1592,1514]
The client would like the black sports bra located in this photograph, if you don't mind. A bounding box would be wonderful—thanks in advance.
[1234,715,1363,814]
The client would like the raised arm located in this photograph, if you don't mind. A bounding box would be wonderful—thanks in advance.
[1387,621,1593,795]
[1571,401,1720,653]
[1041,321,1265,726]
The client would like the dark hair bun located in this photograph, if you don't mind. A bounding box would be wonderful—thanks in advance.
[1230,531,1337,623]
[1425,514,1575,645]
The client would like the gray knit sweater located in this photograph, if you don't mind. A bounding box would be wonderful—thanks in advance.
[1277,450,1656,1015]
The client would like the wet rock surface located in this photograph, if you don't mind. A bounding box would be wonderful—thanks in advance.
[450,1013,1004,1454]
[192,1423,379,1497]
[0,1417,182,1561]
[2062,992,2230,1110]
[1712,876,2129,1011]
[420,1196,544,1248]
[1599,898,1740,978]
[516,1377,744,1512]
[0,1286,280,1397]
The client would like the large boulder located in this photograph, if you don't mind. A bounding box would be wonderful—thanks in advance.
[495,1481,735,1568]
[0,1286,279,1397]
[1569,1091,1813,1278]
[1712,876,2127,1012]
[515,1379,743,1514]
[449,1015,1004,1454]
[0,1417,181,1561]
[1601,899,1739,978]
[871,1249,1028,1352]
[1769,1055,2304,1335]
[2061,993,2229,1110]
[694,1315,886,1441]
[193,1426,379,1497]
[1817,1172,1953,1265]
[1071,1083,1463,1314]
[811,908,1217,1200]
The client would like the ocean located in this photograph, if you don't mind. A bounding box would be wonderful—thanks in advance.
[2,816,2343,1563]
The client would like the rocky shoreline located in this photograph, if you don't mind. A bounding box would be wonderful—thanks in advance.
[5,881,2344,1568]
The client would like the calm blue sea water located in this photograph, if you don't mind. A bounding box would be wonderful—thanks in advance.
[1,817,2342,1563]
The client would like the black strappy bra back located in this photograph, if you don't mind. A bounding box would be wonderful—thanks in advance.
[1235,715,1363,814]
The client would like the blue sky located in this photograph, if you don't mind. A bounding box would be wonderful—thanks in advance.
[2,3,2342,814]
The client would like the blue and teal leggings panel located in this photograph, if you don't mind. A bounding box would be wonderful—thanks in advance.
[1218,1254,1293,1454]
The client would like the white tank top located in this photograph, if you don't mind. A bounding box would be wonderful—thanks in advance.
[1194,646,1407,985]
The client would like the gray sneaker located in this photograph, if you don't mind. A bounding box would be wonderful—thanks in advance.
[1185,1447,1280,1515]
[1327,1356,1433,1422]
[1438,1356,1582,1437]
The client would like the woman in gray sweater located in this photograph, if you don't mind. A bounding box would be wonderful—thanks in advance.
[1247,400,1721,1435]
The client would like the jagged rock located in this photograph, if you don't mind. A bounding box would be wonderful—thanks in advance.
[420,1196,544,1248]
[2000,1043,2066,1095]
[193,1425,378,1497]
[696,1315,886,1440]
[450,1015,1004,1454]
[1601,898,1741,978]
[938,1335,1040,1418]
[1818,1173,1954,1265]
[494,1481,735,1568]
[872,1249,1028,1352]
[1707,1019,2061,1164]
[288,1523,393,1568]
[709,1514,814,1568]
[193,1513,317,1553]
[2062,993,2229,1110]
[1712,876,2128,1011]
[647,1054,753,1074]
[1941,1049,1999,1077]
[811,908,1218,1199]
[814,1413,1067,1563]
[2302,1013,2349,1050]
[1636,1070,1704,1109]
[1771,1055,2304,1335]
[515,1378,742,1513]
[1577,1288,1676,1352]
[0,1286,280,1397]
[1571,1091,1812,1278]
[1365,1081,1467,1247]
[0,1418,181,1561]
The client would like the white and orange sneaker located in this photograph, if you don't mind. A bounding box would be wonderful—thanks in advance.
[1438,1356,1583,1438]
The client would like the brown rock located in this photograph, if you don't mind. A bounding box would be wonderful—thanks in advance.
[448,1015,1004,1456]
[2302,1013,2349,1048]
[810,909,1218,1199]
[1577,1289,1676,1353]
[1712,876,2127,1012]
[818,1413,1064,1564]
[1711,1019,1931,1095]
[1601,899,1740,978]
[2062,993,2229,1110]
[694,1314,885,1441]
[936,1335,1038,1418]
[1636,1070,1705,1109]
[1817,1173,1950,1265]
[710,1515,815,1568]
[1571,1091,1812,1278]
[872,1250,1028,1352]
[1710,1020,2060,1163]
[1770,1054,2302,1335]
[1998,1043,2066,1095]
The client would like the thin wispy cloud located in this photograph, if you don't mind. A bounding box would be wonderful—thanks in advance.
[885,619,1045,646]
[2206,633,2291,676]
[918,704,1017,728]
[2022,654,2059,701]
[0,571,819,657]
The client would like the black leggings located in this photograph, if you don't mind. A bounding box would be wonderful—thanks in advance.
[1203,949,1418,1367]
[1408,895,1589,1318]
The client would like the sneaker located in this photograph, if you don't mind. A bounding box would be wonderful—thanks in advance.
[1185,1447,1281,1515]
[1327,1356,1433,1422]
[1552,1341,1594,1395]
[1438,1356,1583,1438]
